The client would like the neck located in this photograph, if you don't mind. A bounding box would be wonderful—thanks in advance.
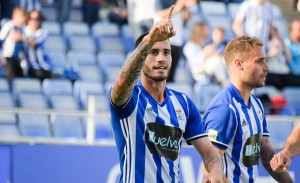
[141,77,166,104]
[230,79,252,106]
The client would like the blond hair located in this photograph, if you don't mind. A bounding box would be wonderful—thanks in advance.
[12,7,27,17]
[224,36,263,66]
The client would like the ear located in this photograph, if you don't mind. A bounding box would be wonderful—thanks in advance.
[234,58,244,71]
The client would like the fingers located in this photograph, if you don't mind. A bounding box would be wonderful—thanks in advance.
[270,154,291,173]
[167,5,174,19]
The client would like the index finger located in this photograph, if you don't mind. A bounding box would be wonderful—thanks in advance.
[167,5,174,19]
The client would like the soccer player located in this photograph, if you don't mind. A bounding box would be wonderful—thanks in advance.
[108,6,225,183]
[270,121,300,173]
[202,36,293,182]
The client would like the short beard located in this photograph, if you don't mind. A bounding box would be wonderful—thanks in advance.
[143,67,169,82]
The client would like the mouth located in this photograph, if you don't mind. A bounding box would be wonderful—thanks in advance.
[153,65,167,70]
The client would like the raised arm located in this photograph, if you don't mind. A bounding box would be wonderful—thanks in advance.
[110,6,175,108]
[271,122,300,173]
[260,136,294,182]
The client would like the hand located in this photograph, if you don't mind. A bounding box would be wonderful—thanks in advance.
[270,151,291,173]
[146,5,176,44]
[202,173,227,183]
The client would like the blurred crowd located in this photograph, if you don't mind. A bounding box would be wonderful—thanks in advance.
[0,0,299,92]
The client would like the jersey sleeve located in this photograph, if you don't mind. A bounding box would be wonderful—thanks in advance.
[203,104,237,150]
[184,97,207,145]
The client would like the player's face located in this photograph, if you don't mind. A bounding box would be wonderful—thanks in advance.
[241,46,269,88]
[142,40,172,82]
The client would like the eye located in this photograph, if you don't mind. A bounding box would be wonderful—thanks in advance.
[150,50,159,56]
[163,51,171,56]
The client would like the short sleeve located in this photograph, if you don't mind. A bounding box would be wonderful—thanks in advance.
[184,98,207,144]
[203,104,237,150]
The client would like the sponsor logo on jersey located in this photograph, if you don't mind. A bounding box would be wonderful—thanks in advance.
[242,134,262,167]
[145,123,182,161]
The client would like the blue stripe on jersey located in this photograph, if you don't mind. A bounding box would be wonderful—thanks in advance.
[153,154,163,183]
[230,101,242,183]
[167,160,175,183]
[135,99,147,182]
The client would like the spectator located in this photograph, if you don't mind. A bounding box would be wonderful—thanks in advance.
[82,0,102,26]
[107,0,128,25]
[183,23,229,87]
[0,7,27,86]
[23,10,56,81]
[265,26,300,90]
[232,0,273,47]
[285,19,300,76]
[127,0,156,40]
[155,0,186,82]
[55,0,72,24]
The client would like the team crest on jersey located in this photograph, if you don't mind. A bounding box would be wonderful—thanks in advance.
[257,110,263,120]
[208,129,218,141]
[176,109,184,125]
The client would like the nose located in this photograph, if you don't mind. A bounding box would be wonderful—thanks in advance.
[264,61,270,73]
[156,52,166,62]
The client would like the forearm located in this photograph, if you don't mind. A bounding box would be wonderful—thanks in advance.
[203,152,223,174]
[261,138,293,182]
[110,40,153,107]
[282,124,300,158]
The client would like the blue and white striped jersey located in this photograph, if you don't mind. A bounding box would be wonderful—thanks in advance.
[203,83,270,183]
[109,82,207,183]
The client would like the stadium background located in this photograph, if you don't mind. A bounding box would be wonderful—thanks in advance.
[0,0,299,182]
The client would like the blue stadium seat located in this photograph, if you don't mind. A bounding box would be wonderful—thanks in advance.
[0,92,17,124]
[42,21,61,35]
[97,51,126,68]
[102,66,121,83]
[268,120,294,147]
[200,1,227,16]
[41,6,57,21]
[68,8,83,22]
[73,80,105,108]
[67,51,97,70]
[282,87,300,115]
[97,37,125,53]
[0,124,20,137]
[0,78,9,92]
[18,93,48,109]
[77,65,103,82]
[68,35,97,54]
[19,114,51,138]
[12,78,42,98]
[44,35,67,52]
[42,79,73,97]
[49,95,80,110]
[52,115,84,139]
[91,22,120,38]
[62,21,89,36]
[46,51,67,75]
[194,83,222,113]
